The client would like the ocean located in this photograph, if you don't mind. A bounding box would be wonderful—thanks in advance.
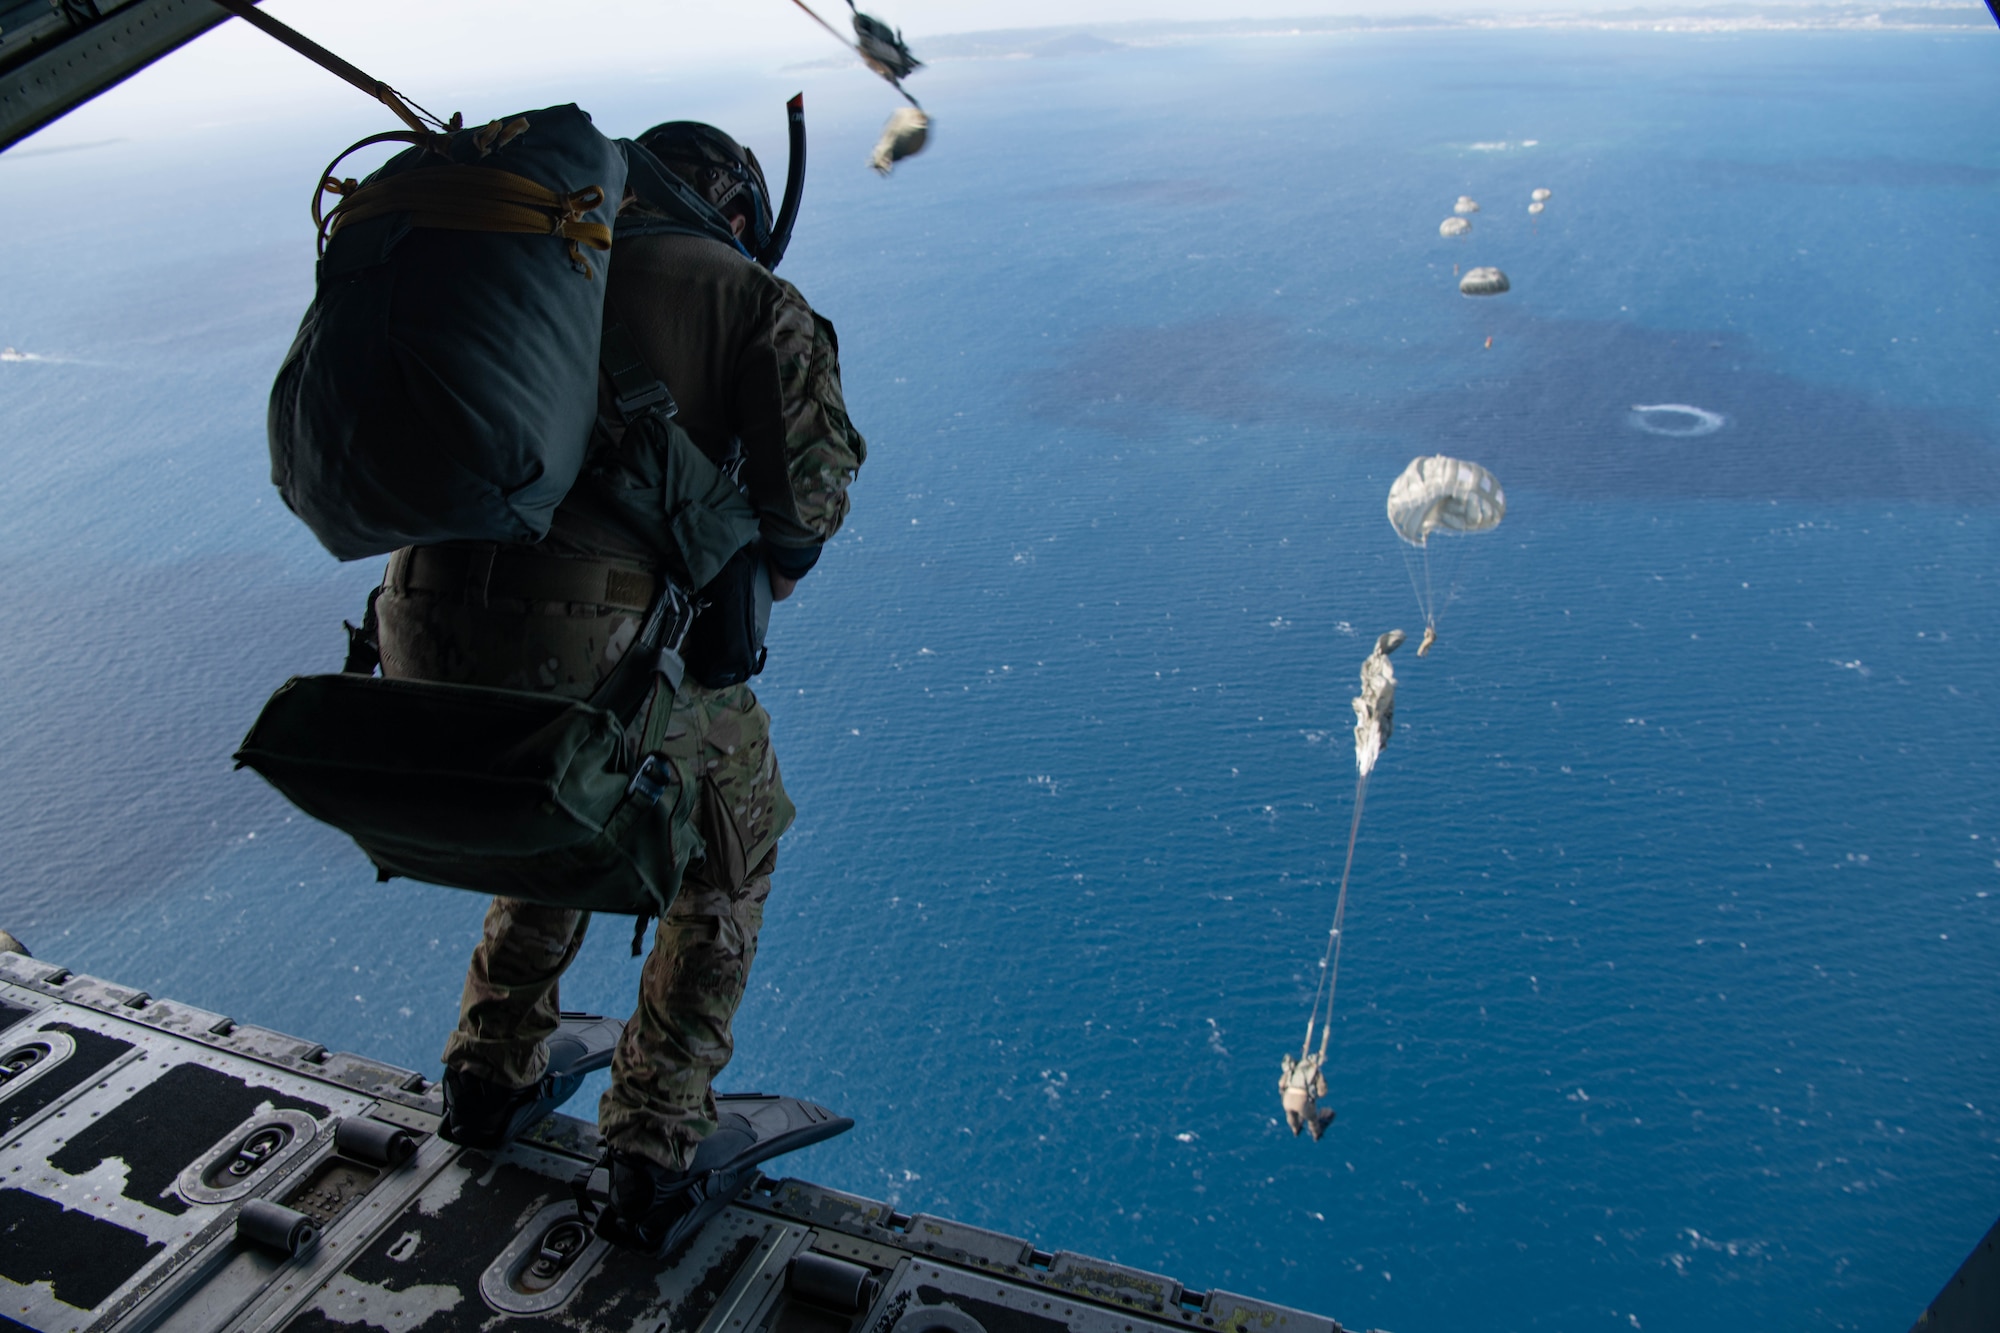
[0,23,1996,1332]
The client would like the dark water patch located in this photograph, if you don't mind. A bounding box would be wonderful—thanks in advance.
[1031,309,1999,504]
[1695,155,2000,189]
[1383,316,2000,505]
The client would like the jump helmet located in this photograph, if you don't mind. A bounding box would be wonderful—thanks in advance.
[637,122,775,255]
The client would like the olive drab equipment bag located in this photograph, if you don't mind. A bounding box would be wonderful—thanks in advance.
[236,589,705,919]
[269,103,627,561]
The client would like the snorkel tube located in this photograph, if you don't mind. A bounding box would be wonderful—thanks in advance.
[756,94,807,270]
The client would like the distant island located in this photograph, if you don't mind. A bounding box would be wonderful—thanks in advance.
[915,2,1988,59]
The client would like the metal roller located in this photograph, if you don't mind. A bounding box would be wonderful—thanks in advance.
[334,1115,418,1167]
[787,1252,880,1312]
[237,1198,318,1256]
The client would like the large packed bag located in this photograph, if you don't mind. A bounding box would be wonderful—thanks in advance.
[268,103,627,561]
[235,613,704,919]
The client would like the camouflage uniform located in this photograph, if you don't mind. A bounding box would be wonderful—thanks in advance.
[378,226,863,1172]
[1280,1052,1333,1140]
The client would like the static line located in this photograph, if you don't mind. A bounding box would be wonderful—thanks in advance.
[1304,775,1369,1062]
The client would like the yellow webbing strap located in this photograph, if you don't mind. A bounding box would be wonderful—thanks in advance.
[324,165,611,272]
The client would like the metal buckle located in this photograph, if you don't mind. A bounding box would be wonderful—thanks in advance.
[613,378,675,420]
[626,755,669,806]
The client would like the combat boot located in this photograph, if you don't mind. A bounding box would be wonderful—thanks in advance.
[438,1012,621,1150]
[440,1067,586,1149]
[595,1112,764,1258]
[590,1094,854,1257]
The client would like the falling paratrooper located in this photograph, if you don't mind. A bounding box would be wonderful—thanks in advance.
[871,105,929,175]
[785,0,933,171]
[850,3,923,88]
[1386,455,1505,655]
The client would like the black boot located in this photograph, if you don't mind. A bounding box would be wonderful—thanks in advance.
[438,1012,621,1150]
[440,1066,585,1149]
[593,1094,854,1257]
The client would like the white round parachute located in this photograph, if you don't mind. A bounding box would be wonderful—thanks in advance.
[1386,455,1506,548]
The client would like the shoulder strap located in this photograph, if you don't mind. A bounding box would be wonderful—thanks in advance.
[600,323,679,424]
[588,324,696,720]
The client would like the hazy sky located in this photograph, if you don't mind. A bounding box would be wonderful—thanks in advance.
[27,0,1700,146]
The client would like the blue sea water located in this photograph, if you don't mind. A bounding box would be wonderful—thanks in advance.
[1,26,1997,1333]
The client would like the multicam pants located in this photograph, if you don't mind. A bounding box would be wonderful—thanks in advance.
[376,559,795,1171]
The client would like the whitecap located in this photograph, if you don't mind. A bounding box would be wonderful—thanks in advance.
[1629,403,1725,437]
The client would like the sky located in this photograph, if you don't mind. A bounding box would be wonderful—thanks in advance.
[18,0,1921,151]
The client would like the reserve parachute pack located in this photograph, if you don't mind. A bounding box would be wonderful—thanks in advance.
[237,585,706,920]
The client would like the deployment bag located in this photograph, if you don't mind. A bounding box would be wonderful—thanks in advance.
[269,104,627,561]
[235,586,701,917]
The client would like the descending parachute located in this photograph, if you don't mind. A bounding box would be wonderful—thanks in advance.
[1387,454,1505,545]
[1386,455,1504,650]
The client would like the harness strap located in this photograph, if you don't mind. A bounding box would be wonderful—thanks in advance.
[324,165,611,273]
[599,323,678,422]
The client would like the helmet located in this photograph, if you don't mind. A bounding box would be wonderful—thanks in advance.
[636,121,774,256]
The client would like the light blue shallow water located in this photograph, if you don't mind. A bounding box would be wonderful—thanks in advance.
[0,28,1996,1333]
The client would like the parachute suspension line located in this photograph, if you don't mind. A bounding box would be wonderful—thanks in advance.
[209,0,453,137]
[785,0,858,50]
[1303,775,1369,1063]
[1423,544,1438,630]
[1401,542,1436,631]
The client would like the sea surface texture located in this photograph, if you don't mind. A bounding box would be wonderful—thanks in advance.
[0,27,1995,1333]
